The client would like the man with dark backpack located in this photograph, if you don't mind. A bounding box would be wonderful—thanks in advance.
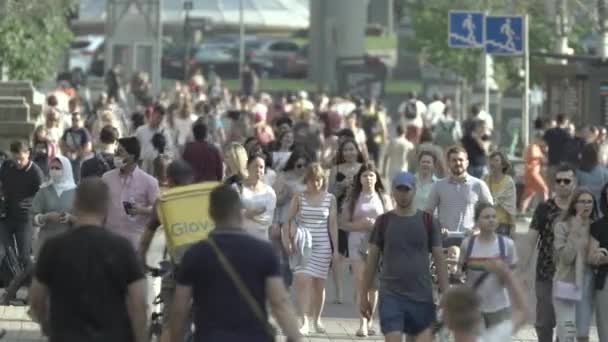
[433,106,462,150]
[360,172,449,342]
[80,125,118,179]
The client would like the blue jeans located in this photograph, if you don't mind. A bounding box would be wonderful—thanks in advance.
[378,291,436,336]
[576,267,595,337]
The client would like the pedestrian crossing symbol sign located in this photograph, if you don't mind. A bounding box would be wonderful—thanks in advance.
[448,11,484,48]
[484,15,524,55]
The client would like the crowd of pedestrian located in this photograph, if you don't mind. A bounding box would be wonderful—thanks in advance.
[2,68,608,342]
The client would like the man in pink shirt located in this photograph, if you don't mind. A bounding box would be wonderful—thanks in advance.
[102,137,159,249]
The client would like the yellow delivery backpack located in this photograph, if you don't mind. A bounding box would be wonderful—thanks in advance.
[157,181,220,263]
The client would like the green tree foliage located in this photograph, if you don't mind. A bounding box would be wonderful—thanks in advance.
[0,0,76,82]
[405,0,594,89]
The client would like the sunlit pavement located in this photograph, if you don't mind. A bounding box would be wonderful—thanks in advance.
[0,220,599,341]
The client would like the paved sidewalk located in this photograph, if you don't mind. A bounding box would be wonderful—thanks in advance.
[0,220,599,341]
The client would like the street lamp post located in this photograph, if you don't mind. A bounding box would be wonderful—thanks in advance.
[184,0,193,81]
[239,0,245,85]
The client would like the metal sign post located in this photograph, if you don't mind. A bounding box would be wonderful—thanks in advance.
[523,15,530,147]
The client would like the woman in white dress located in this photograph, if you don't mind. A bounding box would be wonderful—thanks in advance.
[285,163,338,335]
[240,151,277,240]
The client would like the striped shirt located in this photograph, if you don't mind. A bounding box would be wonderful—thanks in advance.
[424,174,493,232]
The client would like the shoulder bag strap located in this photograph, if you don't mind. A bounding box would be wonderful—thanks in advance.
[206,237,275,340]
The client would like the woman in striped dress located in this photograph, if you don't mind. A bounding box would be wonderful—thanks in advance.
[285,163,339,335]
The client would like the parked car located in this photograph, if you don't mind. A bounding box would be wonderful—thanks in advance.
[248,39,301,77]
[69,35,105,74]
[191,45,240,79]
[161,44,198,80]
[285,44,308,78]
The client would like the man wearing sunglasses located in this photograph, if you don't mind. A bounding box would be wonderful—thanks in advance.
[518,163,576,342]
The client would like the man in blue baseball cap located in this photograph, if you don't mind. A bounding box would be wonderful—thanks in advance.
[360,171,449,342]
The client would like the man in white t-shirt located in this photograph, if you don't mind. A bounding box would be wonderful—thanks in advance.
[424,94,445,128]
[443,260,528,342]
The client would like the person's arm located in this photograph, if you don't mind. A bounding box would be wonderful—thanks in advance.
[266,277,301,341]
[587,236,604,266]
[169,284,193,342]
[139,201,160,263]
[486,260,529,332]
[424,182,439,215]
[554,221,579,264]
[478,181,494,205]
[283,195,301,253]
[382,142,392,177]
[431,217,449,294]
[328,195,339,256]
[29,277,50,330]
[125,279,148,342]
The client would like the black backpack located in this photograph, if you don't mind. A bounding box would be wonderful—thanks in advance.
[404,100,418,120]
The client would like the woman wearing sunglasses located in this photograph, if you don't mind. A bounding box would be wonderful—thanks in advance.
[553,188,597,342]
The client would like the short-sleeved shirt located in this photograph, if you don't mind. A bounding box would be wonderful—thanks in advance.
[35,226,144,342]
[369,210,442,303]
[0,161,43,220]
[176,230,280,342]
[460,235,518,313]
[543,127,571,166]
[530,199,563,281]
[461,135,487,167]
[425,175,494,232]
[61,127,91,150]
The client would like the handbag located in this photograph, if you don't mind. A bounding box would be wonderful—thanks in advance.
[553,280,582,301]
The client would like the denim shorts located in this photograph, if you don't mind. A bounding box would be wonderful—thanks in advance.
[378,291,436,336]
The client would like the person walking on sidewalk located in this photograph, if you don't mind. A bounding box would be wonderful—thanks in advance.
[170,184,301,342]
[29,178,148,342]
[360,171,449,342]
[519,163,577,342]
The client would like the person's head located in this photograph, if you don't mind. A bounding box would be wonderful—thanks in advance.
[99,125,119,147]
[46,108,60,126]
[275,117,293,135]
[209,184,244,227]
[346,111,359,127]
[68,97,80,114]
[278,130,294,150]
[336,138,363,165]
[348,163,385,218]
[392,172,416,210]
[246,151,266,182]
[166,160,194,187]
[469,119,486,137]
[114,137,141,170]
[553,164,576,198]
[192,118,207,142]
[244,137,261,154]
[46,95,58,108]
[283,148,312,174]
[71,112,83,129]
[418,150,436,175]
[446,146,469,177]
[9,141,30,170]
[224,143,248,179]
[131,111,145,131]
[49,155,75,185]
[151,132,167,154]
[33,125,48,142]
[471,104,481,116]
[336,128,356,145]
[579,143,599,172]
[474,202,497,234]
[443,286,483,334]
[73,177,110,220]
[556,113,568,127]
[488,151,510,175]
[564,188,597,221]
[303,163,327,192]
[149,103,166,127]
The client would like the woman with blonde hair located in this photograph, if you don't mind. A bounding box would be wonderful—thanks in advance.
[223,142,249,191]
[284,163,338,335]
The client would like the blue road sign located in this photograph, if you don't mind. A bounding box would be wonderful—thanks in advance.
[485,16,524,55]
[448,11,484,48]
